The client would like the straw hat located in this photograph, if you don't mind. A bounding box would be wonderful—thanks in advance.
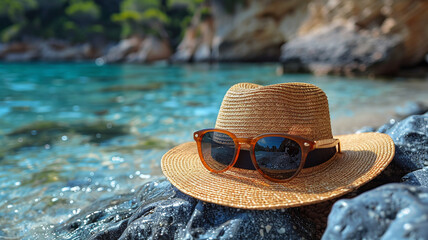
[161,82,394,209]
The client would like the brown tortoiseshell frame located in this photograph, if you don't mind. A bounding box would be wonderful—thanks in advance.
[193,128,341,183]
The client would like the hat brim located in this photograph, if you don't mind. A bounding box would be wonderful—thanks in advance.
[161,132,394,209]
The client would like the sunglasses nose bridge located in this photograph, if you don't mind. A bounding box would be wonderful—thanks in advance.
[236,138,252,150]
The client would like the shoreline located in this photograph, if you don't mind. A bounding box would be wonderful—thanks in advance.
[332,111,396,135]
[1,37,427,79]
[1,60,427,80]
[332,101,428,135]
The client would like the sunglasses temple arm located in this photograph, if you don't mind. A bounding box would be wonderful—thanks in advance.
[314,139,341,153]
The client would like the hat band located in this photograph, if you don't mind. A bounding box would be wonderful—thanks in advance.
[233,147,337,170]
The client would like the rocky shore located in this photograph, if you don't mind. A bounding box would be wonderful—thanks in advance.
[1,0,427,77]
[0,39,100,62]
[0,36,172,64]
[49,111,428,239]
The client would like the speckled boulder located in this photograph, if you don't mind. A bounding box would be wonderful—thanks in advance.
[55,178,317,240]
[116,193,316,240]
[382,113,428,172]
[53,178,174,239]
[322,184,428,240]
[357,112,427,179]
[402,167,428,187]
[106,184,316,240]
[355,113,428,186]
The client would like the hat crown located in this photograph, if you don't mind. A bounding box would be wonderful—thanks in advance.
[215,82,333,141]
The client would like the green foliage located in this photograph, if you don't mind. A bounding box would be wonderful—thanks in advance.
[112,0,170,38]
[1,23,23,42]
[121,0,159,11]
[62,1,103,41]
[63,20,78,31]
[169,0,204,10]
[141,8,169,24]
[111,10,142,37]
[180,16,192,29]
[0,0,206,44]
[217,0,245,13]
[0,0,37,22]
[65,0,101,22]
[112,10,142,22]
[90,24,104,33]
[200,6,211,21]
[0,0,117,42]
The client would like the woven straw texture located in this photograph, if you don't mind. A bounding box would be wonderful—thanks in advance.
[161,82,395,209]
[215,83,332,140]
[161,133,394,209]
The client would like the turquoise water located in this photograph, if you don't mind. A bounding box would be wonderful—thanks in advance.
[0,63,427,238]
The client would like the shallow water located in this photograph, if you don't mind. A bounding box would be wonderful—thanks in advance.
[0,62,427,238]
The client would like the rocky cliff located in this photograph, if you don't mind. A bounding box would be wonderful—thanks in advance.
[174,0,428,75]
[173,0,311,62]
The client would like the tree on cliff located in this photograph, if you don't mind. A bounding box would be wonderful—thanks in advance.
[111,0,170,38]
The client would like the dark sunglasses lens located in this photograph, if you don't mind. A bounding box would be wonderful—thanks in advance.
[254,137,302,180]
[201,131,236,171]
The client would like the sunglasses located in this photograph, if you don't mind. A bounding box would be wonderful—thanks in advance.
[193,129,341,182]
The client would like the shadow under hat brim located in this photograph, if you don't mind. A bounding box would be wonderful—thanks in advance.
[161,132,394,210]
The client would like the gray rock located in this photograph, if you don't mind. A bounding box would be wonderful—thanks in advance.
[0,43,6,55]
[102,37,142,63]
[53,191,140,239]
[115,196,316,240]
[376,119,398,133]
[402,167,428,187]
[355,113,428,187]
[322,184,428,240]
[103,37,171,63]
[280,25,403,76]
[39,42,94,61]
[395,101,428,119]
[382,114,428,172]
[0,39,102,62]
[362,113,428,187]
[4,49,39,62]
[126,37,171,63]
[54,178,317,240]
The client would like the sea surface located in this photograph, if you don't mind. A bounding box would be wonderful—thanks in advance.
[0,62,427,238]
